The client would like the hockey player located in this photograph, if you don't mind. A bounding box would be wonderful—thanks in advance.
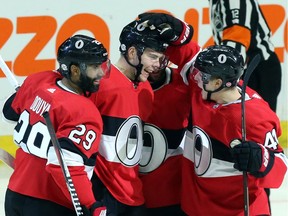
[208,0,281,112]
[181,45,288,215]
[140,66,190,216]
[2,34,110,216]
[89,15,194,216]
[88,19,168,216]
[124,12,287,216]
[136,12,199,216]
[208,0,282,206]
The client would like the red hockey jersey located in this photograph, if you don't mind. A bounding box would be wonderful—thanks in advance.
[139,40,200,208]
[181,80,288,215]
[139,66,191,208]
[7,70,103,209]
[89,64,153,206]
[163,40,287,215]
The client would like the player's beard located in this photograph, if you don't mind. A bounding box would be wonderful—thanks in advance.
[78,73,100,93]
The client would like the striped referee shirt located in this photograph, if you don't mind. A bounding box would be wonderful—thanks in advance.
[209,0,275,62]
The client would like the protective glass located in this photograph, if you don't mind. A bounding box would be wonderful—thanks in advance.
[159,55,169,70]
[192,67,212,84]
[100,59,111,79]
[200,71,212,84]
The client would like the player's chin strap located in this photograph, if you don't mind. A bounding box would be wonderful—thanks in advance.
[203,84,224,101]
[132,63,143,87]
[123,51,144,87]
[203,79,237,101]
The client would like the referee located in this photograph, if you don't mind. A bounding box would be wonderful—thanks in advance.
[208,0,281,112]
[208,0,282,213]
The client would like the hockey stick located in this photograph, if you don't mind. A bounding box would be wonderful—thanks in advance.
[42,111,84,216]
[241,54,261,216]
[241,54,261,147]
[0,55,19,169]
[1,55,86,215]
[0,55,20,91]
[0,148,14,169]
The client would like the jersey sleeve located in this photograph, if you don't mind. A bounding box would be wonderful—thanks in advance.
[46,162,96,208]
[257,151,288,188]
[46,130,100,208]
[217,0,254,61]
[248,116,288,188]
[2,92,19,121]
[165,40,201,85]
[240,95,287,188]
[45,99,103,208]
[166,40,201,71]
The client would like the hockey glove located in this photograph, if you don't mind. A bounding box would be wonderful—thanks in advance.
[138,12,193,46]
[82,201,106,216]
[230,141,274,177]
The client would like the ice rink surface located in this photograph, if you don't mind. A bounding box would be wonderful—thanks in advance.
[0,164,287,216]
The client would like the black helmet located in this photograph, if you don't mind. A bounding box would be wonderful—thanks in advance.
[57,34,109,77]
[194,45,244,88]
[119,20,168,55]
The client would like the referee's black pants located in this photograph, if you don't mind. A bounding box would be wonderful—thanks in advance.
[248,52,281,112]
